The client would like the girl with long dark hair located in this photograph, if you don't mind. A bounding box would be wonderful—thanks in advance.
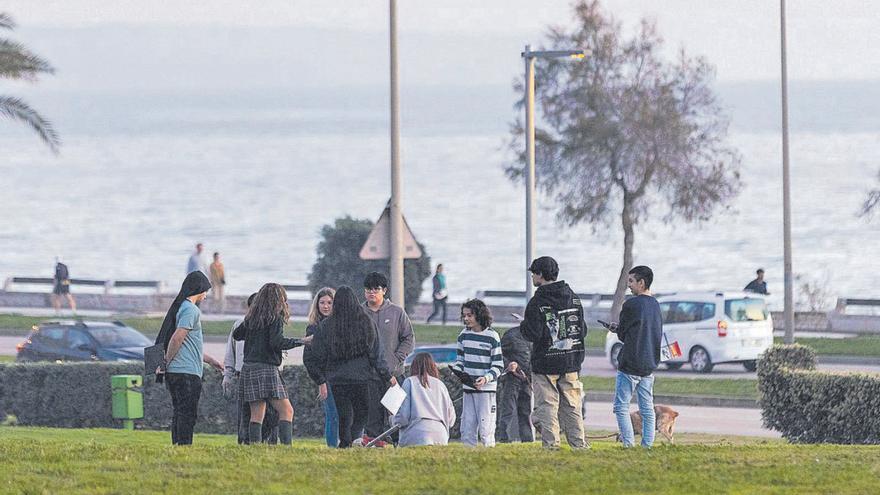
[303,286,395,448]
[232,283,306,445]
[303,287,338,447]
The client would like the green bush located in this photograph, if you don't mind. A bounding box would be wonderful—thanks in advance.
[758,344,880,444]
[0,362,466,438]
[307,215,432,314]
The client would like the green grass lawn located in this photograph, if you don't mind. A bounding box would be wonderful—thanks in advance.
[582,376,758,399]
[773,335,880,357]
[1,427,878,494]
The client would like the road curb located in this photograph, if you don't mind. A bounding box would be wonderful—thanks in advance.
[584,391,759,409]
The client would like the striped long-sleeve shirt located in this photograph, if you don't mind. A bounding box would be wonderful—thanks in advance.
[452,327,503,393]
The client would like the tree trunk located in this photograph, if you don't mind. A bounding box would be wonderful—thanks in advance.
[610,198,635,321]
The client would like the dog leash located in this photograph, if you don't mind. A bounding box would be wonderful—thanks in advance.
[584,432,620,440]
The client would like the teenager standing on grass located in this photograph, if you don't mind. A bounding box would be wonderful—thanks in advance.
[304,286,396,448]
[612,265,663,448]
[155,271,224,446]
[451,299,503,447]
[304,287,338,448]
[222,293,279,444]
[233,283,309,445]
[521,256,588,450]
[362,272,414,443]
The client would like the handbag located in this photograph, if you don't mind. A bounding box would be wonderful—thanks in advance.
[660,332,682,362]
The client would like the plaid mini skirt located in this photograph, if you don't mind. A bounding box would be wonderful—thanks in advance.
[239,362,288,402]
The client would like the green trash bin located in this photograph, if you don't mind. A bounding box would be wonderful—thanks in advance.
[111,374,143,430]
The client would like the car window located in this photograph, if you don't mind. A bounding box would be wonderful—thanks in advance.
[701,303,717,321]
[66,329,93,350]
[432,349,457,363]
[725,298,768,322]
[659,302,674,323]
[37,327,65,344]
[88,326,153,348]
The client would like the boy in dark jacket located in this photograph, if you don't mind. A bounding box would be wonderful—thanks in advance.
[612,265,663,448]
[497,324,534,443]
[520,256,587,449]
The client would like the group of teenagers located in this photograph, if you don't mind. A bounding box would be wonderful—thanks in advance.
[154,256,664,450]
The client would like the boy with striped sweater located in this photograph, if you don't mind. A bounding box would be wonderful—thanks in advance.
[451,299,503,447]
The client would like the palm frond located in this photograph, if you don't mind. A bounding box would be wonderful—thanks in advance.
[0,38,54,80]
[0,95,61,153]
[0,13,15,30]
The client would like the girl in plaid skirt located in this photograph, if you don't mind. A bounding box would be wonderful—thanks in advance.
[233,283,310,445]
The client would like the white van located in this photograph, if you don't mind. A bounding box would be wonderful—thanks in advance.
[604,291,773,373]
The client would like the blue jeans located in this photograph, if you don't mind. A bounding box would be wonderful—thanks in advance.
[613,370,655,448]
[324,385,340,448]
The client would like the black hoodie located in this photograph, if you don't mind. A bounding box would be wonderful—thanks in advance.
[155,271,212,352]
[520,280,587,375]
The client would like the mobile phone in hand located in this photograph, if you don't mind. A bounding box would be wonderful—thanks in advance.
[597,319,618,332]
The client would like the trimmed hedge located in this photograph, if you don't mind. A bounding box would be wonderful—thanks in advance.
[0,362,465,438]
[758,344,880,444]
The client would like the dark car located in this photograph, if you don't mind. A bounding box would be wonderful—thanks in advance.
[404,345,457,367]
[16,320,152,362]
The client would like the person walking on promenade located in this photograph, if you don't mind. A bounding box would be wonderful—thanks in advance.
[209,252,226,313]
[303,286,396,448]
[155,271,224,445]
[51,257,76,315]
[497,323,534,443]
[394,352,456,447]
[304,287,339,448]
[362,272,414,443]
[744,268,770,295]
[426,264,448,325]
[521,256,588,450]
[186,242,209,277]
[222,293,279,444]
[612,265,663,448]
[233,283,308,446]
[451,299,503,447]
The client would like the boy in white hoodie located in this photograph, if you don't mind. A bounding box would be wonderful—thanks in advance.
[394,352,456,446]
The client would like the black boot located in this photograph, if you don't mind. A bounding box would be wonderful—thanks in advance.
[248,422,263,444]
[279,420,293,445]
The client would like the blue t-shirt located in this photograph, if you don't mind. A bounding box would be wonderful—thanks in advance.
[166,299,204,376]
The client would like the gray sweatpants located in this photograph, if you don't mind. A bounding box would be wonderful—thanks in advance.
[461,392,497,447]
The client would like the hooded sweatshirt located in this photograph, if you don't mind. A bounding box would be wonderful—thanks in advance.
[155,271,212,352]
[363,299,415,378]
[520,280,587,375]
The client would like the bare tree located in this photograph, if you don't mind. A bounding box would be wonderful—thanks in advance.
[506,0,741,318]
[0,12,60,153]
[860,169,879,218]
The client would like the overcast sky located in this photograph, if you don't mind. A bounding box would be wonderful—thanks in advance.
[3,1,880,90]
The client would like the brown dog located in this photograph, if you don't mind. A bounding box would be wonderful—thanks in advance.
[630,405,679,444]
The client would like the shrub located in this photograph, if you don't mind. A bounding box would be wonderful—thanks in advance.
[0,362,466,438]
[758,344,880,444]
[307,215,432,314]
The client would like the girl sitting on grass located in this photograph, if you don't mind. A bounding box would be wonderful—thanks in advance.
[393,352,456,447]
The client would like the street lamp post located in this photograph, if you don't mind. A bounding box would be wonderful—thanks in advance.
[522,45,587,302]
[389,0,405,307]
[780,0,795,343]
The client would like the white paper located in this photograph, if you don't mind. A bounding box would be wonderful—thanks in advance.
[380,384,407,415]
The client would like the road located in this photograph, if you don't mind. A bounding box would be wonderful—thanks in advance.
[582,401,779,438]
